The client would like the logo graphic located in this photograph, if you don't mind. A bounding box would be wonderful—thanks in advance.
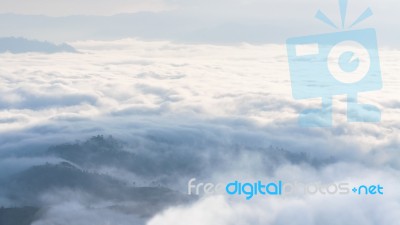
[286,0,382,127]
[188,178,384,200]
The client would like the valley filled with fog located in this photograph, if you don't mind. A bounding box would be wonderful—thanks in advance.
[0,39,399,224]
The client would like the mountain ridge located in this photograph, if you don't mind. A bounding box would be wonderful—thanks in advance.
[0,37,77,53]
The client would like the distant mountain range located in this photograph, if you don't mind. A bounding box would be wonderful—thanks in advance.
[0,13,285,44]
[0,37,76,53]
[1,161,191,216]
[0,207,39,225]
[0,135,334,224]
[0,11,397,47]
[0,135,194,224]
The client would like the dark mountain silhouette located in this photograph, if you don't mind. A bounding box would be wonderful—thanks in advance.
[47,135,134,169]
[0,207,39,225]
[2,161,192,207]
[0,37,76,53]
[0,134,336,223]
[0,135,197,223]
[47,135,203,178]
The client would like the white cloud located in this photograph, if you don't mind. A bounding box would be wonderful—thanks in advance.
[0,38,398,163]
[148,162,400,225]
[0,39,399,223]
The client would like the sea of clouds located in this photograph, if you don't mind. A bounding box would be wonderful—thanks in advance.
[0,39,399,224]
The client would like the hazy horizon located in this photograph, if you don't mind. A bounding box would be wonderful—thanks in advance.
[0,0,399,48]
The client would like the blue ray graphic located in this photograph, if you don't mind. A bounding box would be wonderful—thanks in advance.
[349,8,373,28]
[339,0,348,28]
[315,10,338,29]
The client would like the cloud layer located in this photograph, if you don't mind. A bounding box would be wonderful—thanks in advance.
[0,39,399,224]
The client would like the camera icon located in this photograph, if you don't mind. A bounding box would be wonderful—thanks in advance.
[286,28,382,127]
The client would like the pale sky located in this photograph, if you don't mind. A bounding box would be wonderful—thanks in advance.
[0,0,396,30]
[0,0,393,17]
[0,0,173,16]
[0,0,398,47]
